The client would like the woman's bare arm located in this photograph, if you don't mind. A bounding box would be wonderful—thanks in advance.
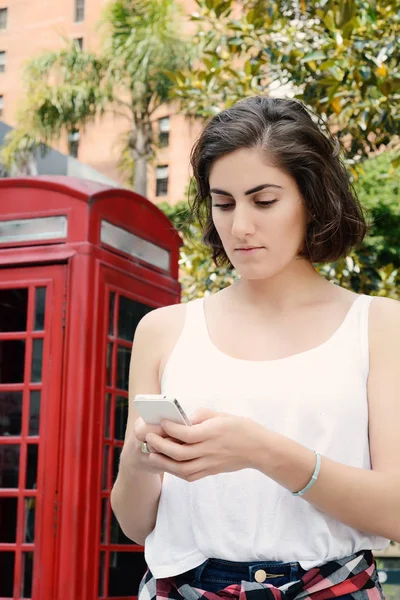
[110,309,167,545]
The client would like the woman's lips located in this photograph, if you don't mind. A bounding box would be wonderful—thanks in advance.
[235,247,264,253]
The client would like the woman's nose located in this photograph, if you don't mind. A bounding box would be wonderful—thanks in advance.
[231,208,256,238]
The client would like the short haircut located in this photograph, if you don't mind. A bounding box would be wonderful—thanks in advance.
[189,96,368,267]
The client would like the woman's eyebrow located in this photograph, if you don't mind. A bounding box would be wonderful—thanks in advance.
[210,183,283,197]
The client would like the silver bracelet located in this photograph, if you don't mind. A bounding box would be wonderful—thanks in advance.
[292,451,321,497]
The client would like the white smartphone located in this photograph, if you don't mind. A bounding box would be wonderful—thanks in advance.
[134,394,192,426]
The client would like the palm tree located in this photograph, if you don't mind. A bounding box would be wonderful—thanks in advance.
[1,0,191,196]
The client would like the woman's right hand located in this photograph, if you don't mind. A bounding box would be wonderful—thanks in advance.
[119,417,169,475]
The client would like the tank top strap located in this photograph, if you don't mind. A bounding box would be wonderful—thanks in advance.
[344,294,374,378]
[182,297,210,345]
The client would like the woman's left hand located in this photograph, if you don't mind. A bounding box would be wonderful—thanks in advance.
[145,408,268,482]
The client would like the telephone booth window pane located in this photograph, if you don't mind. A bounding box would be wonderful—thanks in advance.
[21,552,34,598]
[34,288,46,331]
[29,391,41,436]
[0,288,28,332]
[0,552,15,597]
[0,391,23,436]
[99,552,106,597]
[116,346,130,391]
[113,446,121,482]
[0,340,25,383]
[24,498,35,542]
[104,393,111,439]
[0,444,20,487]
[109,292,115,336]
[101,498,108,544]
[118,296,152,341]
[110,512,132,545]
[102,445,110,490]
[114,396,128,440]
[106,343,113,387]
[0,497,17,542]
[31,339,43,383]
[108,551,147,597]
[25,445,38,489]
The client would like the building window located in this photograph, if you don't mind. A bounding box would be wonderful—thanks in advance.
[75,37,83,51]
[156,165,169,197]
[0,8,8,30]
[75,0,85,22]
[68,129,80,158]
[0,51,6,73]
[158,117,170,148]
[0,95,3,118]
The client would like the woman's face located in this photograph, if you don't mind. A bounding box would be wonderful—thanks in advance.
[209,148,309,280]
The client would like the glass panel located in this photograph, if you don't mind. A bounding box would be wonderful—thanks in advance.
[101,498,108,544]
[104,393,111,439]
[21,552,34,598]
[0,552,15,597]
[0,288,28,332]
[31,339,43,383]
[108,551,147,597]
[106,343,113,387]
[116,347,130,391]
[0,340,25,383]
[29,391,41,436]
[0,497,17,542]
[113,446,121,482]
[114,396,128,441]
[0,215,67,244]
[102,445,110,491]
[101,220,171,271]
[24,498,35,543]
[0,444,20,488]
[34,288,46,331]
[110,512,133,545]
[118,296,152,341]
[98,552,105,598]
[0,391,23,436]
[108,292,115,336]
[25,445,38,490]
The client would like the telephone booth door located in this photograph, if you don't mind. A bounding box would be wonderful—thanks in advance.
[0,265,66,600]
[95,265,175,600]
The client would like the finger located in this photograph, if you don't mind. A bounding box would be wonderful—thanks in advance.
[134,419,170,442]
[190,408,219,425]
[148,452,206,479]
[161,420,209,444]
[146,433,201,461]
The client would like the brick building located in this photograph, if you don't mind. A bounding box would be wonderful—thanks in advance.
[0,0,200,204]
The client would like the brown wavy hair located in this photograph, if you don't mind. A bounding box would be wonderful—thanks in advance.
[189,96,368,267]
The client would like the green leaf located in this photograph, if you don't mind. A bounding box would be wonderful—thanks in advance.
[301,51,328,63]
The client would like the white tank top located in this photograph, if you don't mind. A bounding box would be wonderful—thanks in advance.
[144,294,390,579]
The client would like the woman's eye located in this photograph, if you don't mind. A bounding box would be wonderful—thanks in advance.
[213,203,234,210]
[256,200,277,208]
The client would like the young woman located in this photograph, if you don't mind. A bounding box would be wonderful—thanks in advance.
[111,97,400,599]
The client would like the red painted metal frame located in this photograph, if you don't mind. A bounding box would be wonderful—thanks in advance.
[0,266,66,600]
[0,177,182,600]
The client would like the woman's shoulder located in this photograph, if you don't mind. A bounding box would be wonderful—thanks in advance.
[367,294,400,355]
[136,301,188,340]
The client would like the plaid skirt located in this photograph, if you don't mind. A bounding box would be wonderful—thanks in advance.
[138,550,385,600]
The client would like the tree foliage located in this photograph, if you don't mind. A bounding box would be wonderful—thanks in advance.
[170,0,400,164]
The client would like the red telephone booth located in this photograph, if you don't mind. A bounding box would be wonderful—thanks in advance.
[0,177,181,600]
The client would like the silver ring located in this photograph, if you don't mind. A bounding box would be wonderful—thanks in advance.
[141,441,151,454]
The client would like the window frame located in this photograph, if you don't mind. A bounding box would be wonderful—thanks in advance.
[155,165,169,197]
[0,8,8,30]
[0,51,6,73]
[74,0,85,22]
